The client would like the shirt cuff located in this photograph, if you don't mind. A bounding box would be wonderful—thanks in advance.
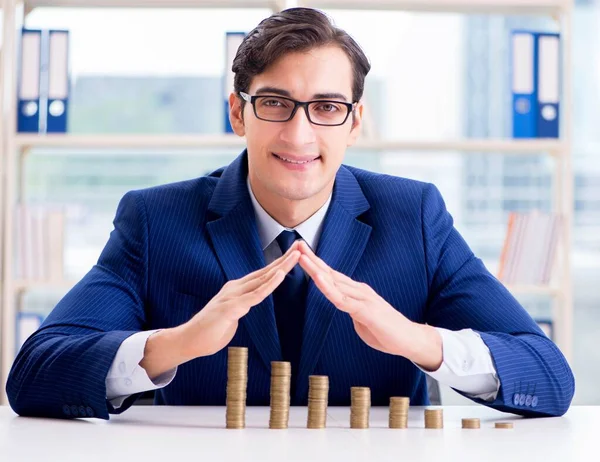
[106,329,177,408]
[415,327,500,401]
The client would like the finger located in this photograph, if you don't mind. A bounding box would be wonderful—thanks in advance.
[239,267,287,312]
[299,253,358,296]
[300,255,361,315]
[331,269,364,287]
[237,240,301,285]
[332,278,368,301]
[298,253,323,285]
[299,243,356,290]
[238,250,300,295]
[298,241,332,274]
[299,254,368,300]
[299,242,364,290]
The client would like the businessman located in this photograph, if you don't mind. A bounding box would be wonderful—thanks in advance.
[7,7,574,420]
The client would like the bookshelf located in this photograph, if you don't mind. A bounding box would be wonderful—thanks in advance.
[15,134,566,154]
[0,0,575,405]
[298,0,570,15]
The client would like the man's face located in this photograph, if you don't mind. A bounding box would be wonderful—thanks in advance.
[230,45,363,204]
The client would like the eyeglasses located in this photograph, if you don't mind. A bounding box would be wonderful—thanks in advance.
[239,91,357,127]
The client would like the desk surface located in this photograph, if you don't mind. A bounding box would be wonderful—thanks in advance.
[0,405,594,462]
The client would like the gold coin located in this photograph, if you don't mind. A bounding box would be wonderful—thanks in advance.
[462,418,481,429]
[226,347,248,429]
[424,408,443,429]
[350,387,370,429]
[389,397,409,429]
[495,422,514,429]
[269,362,291,429]
[307,376,329,429]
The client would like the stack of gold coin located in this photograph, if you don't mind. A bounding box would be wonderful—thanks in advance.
[269,361,291,429]
[225,347,248,429]
[495,422,514,429]
[424,408,443,429]
[350,387,371,429]
[462,418,481,429]
[389,397,410,429]
[307,375,329,429]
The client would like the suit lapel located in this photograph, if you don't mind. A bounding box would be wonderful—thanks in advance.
[206,152,373,391]
[206,150,282,372]
[294,166,372,402]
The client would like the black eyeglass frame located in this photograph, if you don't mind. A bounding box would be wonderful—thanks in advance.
[239,91,357,127]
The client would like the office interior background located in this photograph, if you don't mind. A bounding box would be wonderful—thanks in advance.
[0,0,598,405]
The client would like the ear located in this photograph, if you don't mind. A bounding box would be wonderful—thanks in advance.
[229,92,246,137]
[346,101,364,147]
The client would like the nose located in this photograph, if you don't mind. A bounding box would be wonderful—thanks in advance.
[279,105,317,147]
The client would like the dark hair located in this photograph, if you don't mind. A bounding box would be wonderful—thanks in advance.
[232,7,371,105]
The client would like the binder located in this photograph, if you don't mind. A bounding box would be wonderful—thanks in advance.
[17,29,43,133]
[511,31,538,138]
[536,33,560,138]
[224,32,246,133]
[46,30,70,133]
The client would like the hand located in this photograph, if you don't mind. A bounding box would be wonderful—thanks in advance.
[180,240,302,358]
[140,241,301,379]
[297,241,443,371]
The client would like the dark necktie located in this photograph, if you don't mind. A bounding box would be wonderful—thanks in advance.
[272,230,308,388]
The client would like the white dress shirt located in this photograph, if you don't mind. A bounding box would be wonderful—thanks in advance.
[106,177,500,407]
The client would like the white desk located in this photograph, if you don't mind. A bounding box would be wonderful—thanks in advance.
[0,405,595,462]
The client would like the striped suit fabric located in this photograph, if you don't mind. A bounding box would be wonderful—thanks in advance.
[6,150,574,419]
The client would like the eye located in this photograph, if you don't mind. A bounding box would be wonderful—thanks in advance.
[263,99,283,107]
[259,97,291,108]
[315,103,342,112]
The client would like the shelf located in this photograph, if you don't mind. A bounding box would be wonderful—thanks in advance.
[24,0,283,9]
[15,134,247,150]
[506,284,561,297]
[298,0,572,15]
[14,134,567,155]
[352,139,566,154]
[14,280,78,293]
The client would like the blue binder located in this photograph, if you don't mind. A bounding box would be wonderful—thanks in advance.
[224,32,246,133]
[536,33,560,138]
[46,29,70,133]
[511,31,538,138]
[17,29,43,133]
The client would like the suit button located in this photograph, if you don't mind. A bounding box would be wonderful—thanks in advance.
[518,394,526,406]
[513,393,520,406]
[70,405,79,417]
[86,406,95,417]
[531,396,539,407]
[124,378,132,387]
[525,395,533,407]
[62,404,71,416]
[79,406,86,417]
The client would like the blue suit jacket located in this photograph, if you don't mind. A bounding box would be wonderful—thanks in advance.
[7,150,574,420]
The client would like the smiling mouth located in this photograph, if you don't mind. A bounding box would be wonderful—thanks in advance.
[272,153,320,164]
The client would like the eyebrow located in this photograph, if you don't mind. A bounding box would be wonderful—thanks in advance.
[254,86,350,102]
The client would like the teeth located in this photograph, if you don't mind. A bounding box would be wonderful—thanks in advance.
[275,154,315,164]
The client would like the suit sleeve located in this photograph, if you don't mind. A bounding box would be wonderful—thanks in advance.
[6,190,151,420]
[420,183,575,417]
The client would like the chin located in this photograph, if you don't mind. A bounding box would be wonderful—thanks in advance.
[271,182,320,202]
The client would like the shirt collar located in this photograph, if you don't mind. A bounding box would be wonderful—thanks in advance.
[246,175,332,252]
